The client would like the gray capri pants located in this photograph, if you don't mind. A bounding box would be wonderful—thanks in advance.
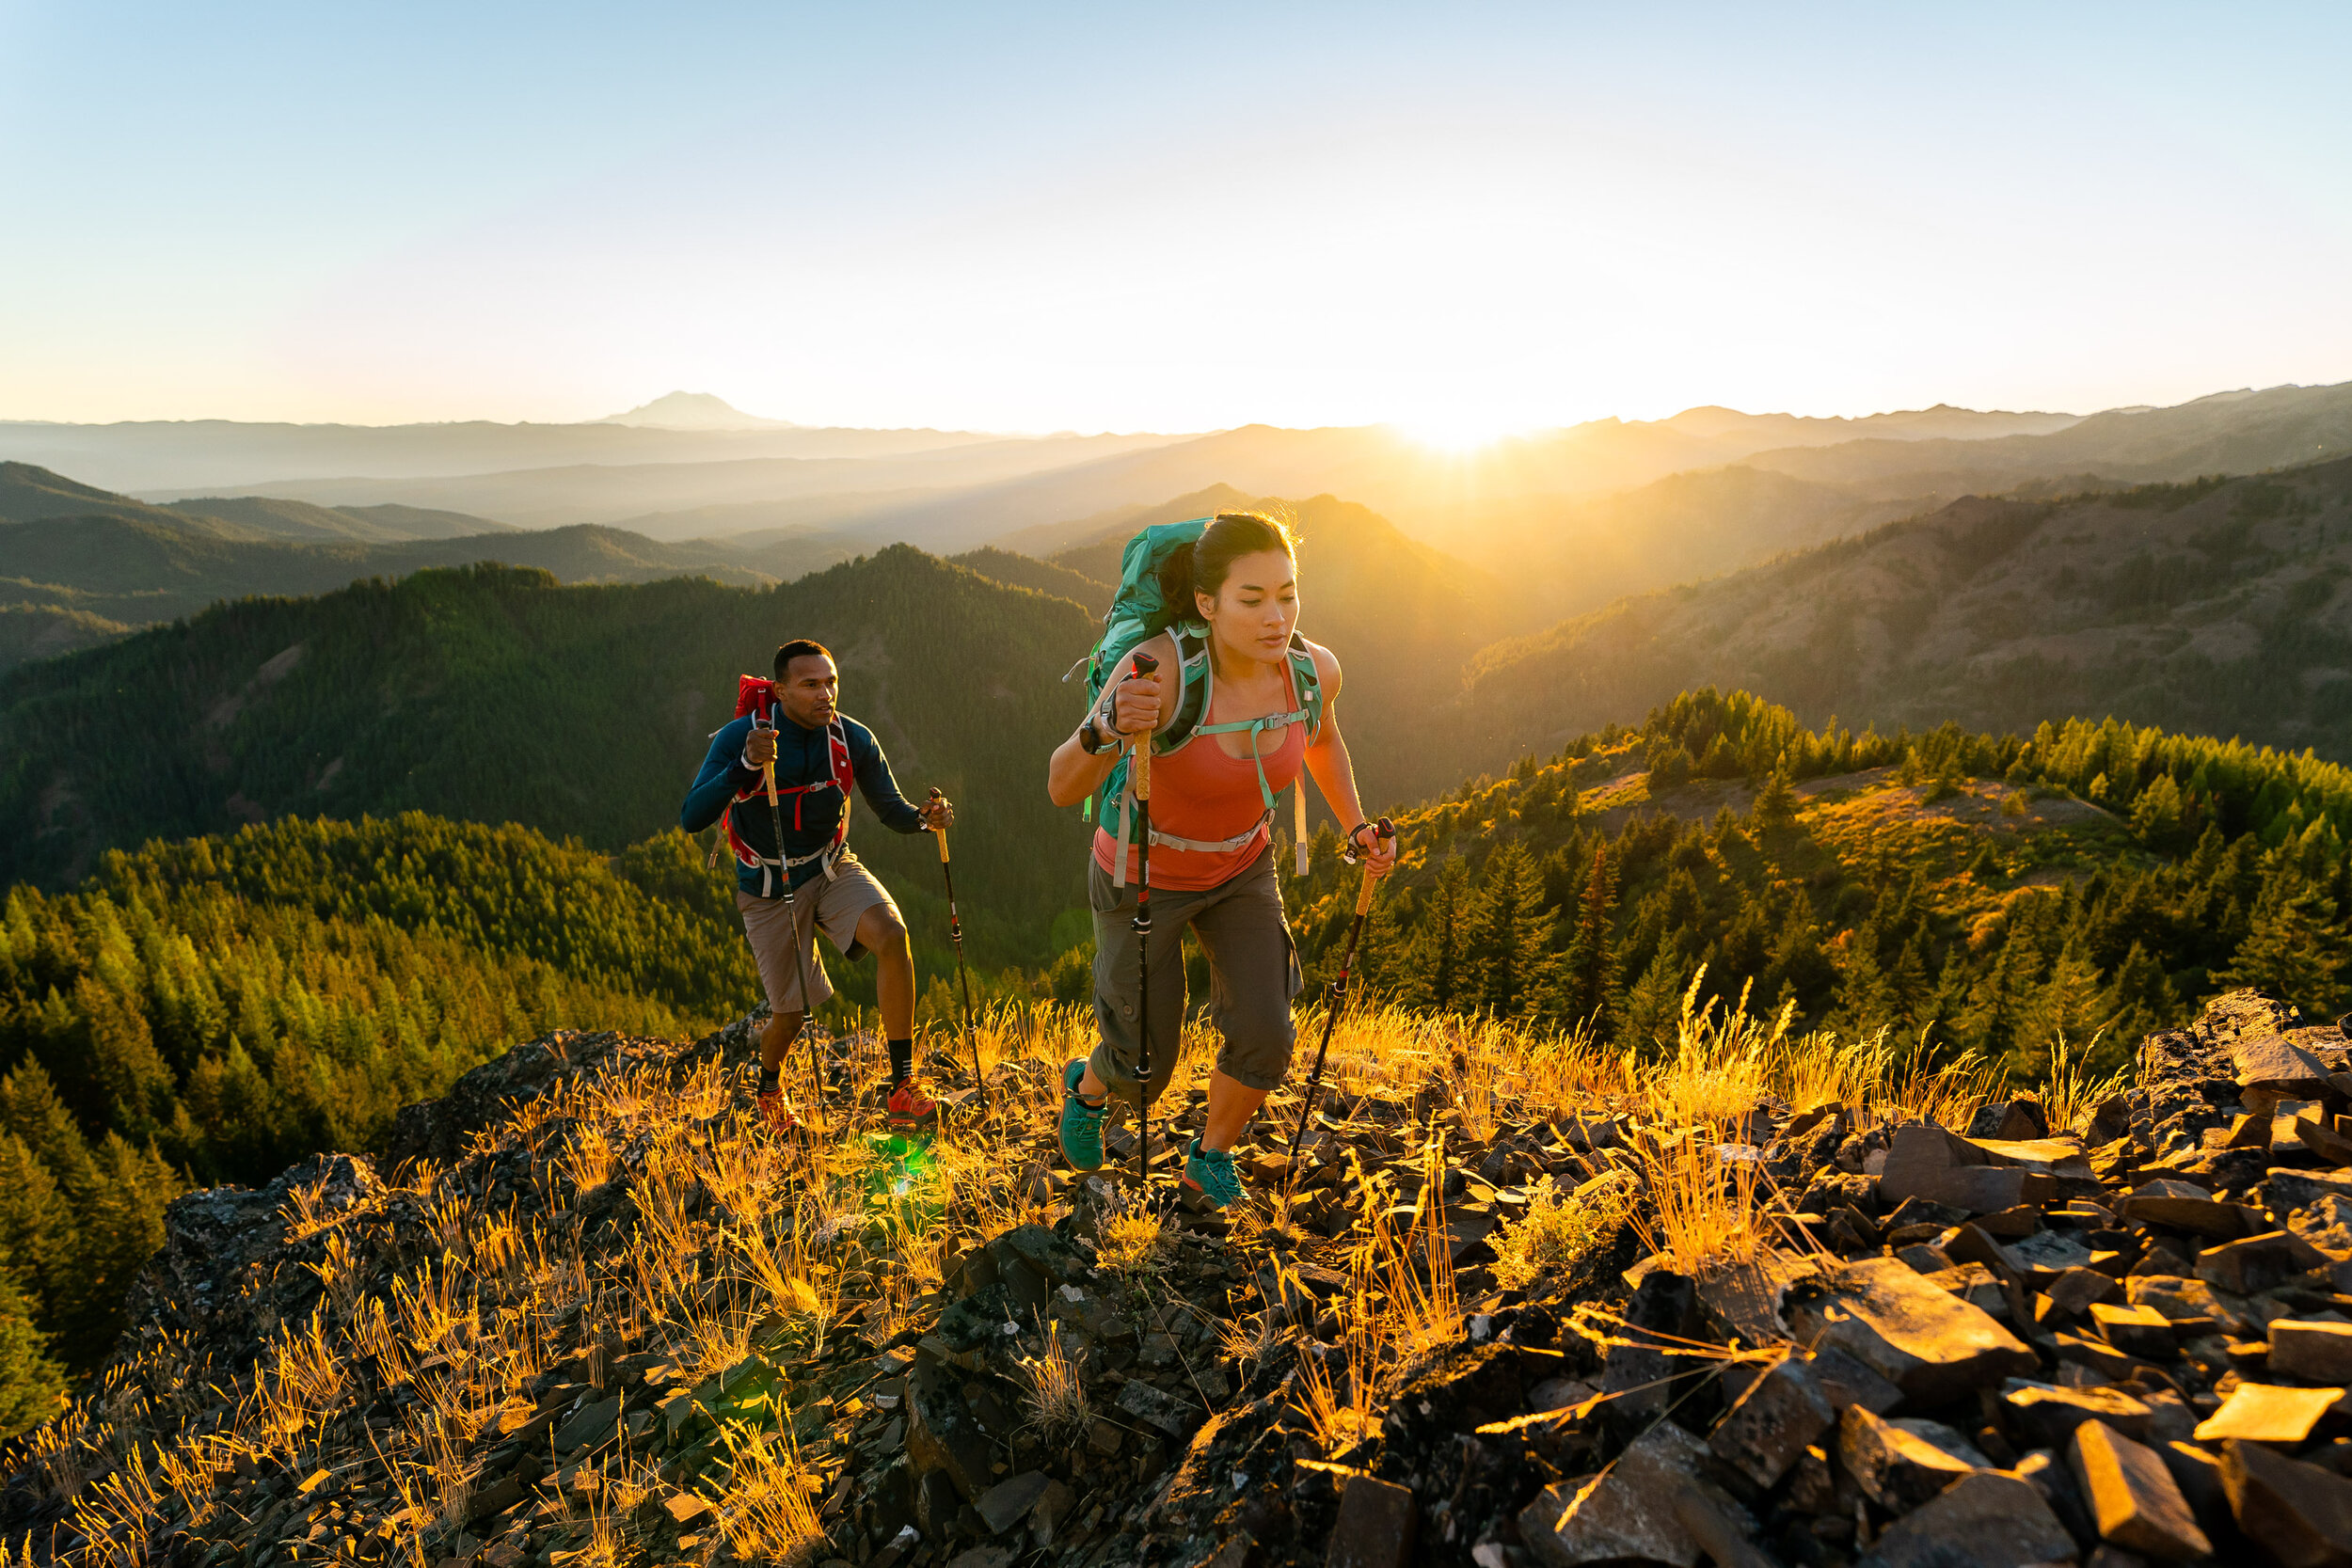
[1088,842,1305,1110]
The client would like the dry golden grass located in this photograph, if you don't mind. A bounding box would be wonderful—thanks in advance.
[1016,1319,1089,1439]
[24,973,2097,1562]
[1094,1192,1168,1286]
[712,1425,824,1565]
[1628,1132,1771,1275]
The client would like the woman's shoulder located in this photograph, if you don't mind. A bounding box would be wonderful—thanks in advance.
[1297,636,1341,690]
[1128,628,1181,672]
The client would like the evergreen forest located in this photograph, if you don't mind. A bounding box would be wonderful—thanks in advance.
[1276,689,2352,1089]
[0,812,756,1402]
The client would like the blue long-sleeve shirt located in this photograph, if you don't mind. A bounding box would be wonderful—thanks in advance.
[681,707,926,896]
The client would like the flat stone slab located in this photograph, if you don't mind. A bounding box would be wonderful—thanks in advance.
[1787,1257,2038,1407]
[2002,1380,2154,1447]
[2229,1031,2332,1087]
[2195,1382,2344,1445]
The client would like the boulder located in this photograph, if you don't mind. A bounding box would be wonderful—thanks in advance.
[2222,1436,2352,1568]
[2196,1229,2327,1295]
[1708,1354,1836,1489]
[1853,1470,2076,1568]
[2068,1419,2213,1560]
[1837,1406,1987,1511]
[1327,1474,1416,1568]
[1786,1256,2038,1407]
[1536,1419,1761,1568]
[2274,1320,2352,1384]
[906,1351,996,1500]
[2227,1030,2333,1089]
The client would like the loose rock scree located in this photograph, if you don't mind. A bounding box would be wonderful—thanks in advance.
[15,987,2352,1568]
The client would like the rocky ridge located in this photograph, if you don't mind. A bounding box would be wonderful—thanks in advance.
[17,991,2352,1567]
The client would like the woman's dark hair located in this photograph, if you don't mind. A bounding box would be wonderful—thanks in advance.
[1155,512,1297,616]
[773,638,834,678]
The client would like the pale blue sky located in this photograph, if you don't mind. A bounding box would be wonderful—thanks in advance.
[2,2,2345,432]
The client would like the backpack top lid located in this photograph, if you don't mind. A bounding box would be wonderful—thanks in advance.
[734,674,777,719]
[1084,517,1211,704]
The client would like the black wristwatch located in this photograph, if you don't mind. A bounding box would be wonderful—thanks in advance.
[1079,689,1122,754]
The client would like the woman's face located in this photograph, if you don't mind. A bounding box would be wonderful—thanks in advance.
[1198,547,1299,661]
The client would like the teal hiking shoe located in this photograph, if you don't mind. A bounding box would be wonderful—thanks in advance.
[1058,1059,1107,1172]
[1182,1137,1244,1209]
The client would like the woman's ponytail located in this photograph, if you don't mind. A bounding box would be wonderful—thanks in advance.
[1155,541,1199,617]
[1156,512,1295,619]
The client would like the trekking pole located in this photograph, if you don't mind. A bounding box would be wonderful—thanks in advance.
[1128,652,1161,1198]
[1283,817,1396,1196]
[927,788,987,1111]
[757,715,828,1123]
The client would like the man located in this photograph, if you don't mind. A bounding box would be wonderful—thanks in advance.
[682,638,952,1132]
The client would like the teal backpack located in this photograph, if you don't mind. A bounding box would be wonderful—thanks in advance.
[1067,517,1325,885]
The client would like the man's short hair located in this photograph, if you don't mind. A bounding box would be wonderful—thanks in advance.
[773,639,834,679]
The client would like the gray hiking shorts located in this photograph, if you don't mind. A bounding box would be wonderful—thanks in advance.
[1088,844,1304,1110]
[736,852,899,1017]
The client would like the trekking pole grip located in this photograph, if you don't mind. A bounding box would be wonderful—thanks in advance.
[1127,652,1158,801]
[1349,817,1396,915]
[928,787,950,862]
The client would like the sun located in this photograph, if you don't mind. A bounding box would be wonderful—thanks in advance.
[1388,415,1528,454]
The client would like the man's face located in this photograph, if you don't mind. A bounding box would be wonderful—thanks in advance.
[777,654,839,727]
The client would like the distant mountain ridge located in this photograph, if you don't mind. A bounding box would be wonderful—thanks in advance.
[1439,455,2352,788]
[593,391,799,430]
[0,464,861,671]
[8,382,2336,572]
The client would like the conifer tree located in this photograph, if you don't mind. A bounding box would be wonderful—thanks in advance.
[1549,845,1621,1034]
[1470,841,1551,1020]
[1403,859,1473,1012]
[0,1265,65,1440]
[1753,765,1797,828]
[2217,879,2351,1018]
[1617,948,1691,1053]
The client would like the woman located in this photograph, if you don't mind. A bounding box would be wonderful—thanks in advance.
[1045,512,1397,1208]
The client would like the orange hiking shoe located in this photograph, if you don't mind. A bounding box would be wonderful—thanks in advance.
[885,1078,939,1132]
[756,1089,802,1135]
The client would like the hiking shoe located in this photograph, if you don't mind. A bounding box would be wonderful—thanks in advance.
[1182,1137,1244,1209]
[1059,1059,1107,1172]
[885,1078,939,1132]
[755,1089,801,1136]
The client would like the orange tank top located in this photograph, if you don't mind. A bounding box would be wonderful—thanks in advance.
[1091,669,1311,891]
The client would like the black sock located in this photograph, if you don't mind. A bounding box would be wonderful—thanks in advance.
[888,1037,914,1084]
[757,1066,779,1095]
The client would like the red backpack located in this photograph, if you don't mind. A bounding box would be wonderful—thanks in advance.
[716,674,856,892]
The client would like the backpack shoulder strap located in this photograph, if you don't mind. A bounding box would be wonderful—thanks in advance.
[1156,623,1215,753]
[1288,635,1326,738]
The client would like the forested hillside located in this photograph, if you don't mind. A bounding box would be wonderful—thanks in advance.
[1441,456,2352,792]
[0,550,1100,967]
[0,463,872,672]
[1285,688,2352,1087]
[0,811,755,1388]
